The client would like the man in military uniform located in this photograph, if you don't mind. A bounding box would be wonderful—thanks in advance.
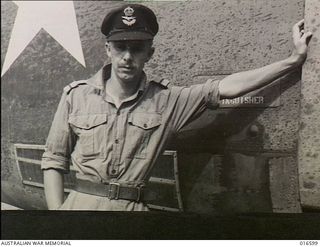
[41,4,312,210]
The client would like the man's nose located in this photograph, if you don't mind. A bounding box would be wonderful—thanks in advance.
[123,49,133,61]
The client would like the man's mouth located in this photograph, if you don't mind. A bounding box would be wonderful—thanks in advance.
[119,66,134,71]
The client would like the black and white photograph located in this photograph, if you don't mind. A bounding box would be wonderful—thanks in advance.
[1,0,319,240]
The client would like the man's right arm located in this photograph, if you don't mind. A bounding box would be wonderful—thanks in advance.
[44,169,65,210]
[41,88,75,209]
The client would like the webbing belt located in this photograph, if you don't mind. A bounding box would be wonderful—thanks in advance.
[75,179,156,203]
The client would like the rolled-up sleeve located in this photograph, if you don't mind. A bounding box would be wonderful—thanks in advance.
[41,91,75,173]
[170,79,220,132]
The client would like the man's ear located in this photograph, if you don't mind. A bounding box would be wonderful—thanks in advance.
[146,47,155,62]
[105,42,111,57]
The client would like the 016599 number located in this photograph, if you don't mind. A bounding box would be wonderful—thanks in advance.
[300,241,319,246]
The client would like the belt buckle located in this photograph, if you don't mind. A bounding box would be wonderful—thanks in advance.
[136,185,144,202]
[108,182,120,200]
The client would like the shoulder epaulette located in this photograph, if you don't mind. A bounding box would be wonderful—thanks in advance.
[160,79,170,87]
[63,80,87,94]
[151,78,170,88]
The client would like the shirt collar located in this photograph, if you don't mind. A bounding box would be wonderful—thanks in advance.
[86,63,110,91]
[87,64,147,106]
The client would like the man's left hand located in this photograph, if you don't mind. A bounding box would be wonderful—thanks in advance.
[291,19,312,65]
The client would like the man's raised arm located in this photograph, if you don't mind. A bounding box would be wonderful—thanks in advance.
[219,19,312,99]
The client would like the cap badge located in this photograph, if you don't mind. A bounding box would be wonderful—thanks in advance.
[122,6,136,26]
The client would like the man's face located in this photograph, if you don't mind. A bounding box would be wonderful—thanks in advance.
[106,40,154,83]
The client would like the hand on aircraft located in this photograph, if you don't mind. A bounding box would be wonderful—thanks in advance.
[291,19,313,65]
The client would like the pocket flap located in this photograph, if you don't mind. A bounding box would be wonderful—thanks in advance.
[68,114,107,129]
[129,113,162,130]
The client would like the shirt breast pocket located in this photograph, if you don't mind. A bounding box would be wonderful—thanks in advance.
[69,114,108,158]
[127,112,162,159]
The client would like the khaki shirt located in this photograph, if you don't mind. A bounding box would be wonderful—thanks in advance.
[41,64,220,187]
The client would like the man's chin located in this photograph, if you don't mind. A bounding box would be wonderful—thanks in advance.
[119,74,138,83]
[117,71,139,81]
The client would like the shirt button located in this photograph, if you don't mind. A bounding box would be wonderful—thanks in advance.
[111,169,117,175]
[115,139,119,144]
[143,124,148,128]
